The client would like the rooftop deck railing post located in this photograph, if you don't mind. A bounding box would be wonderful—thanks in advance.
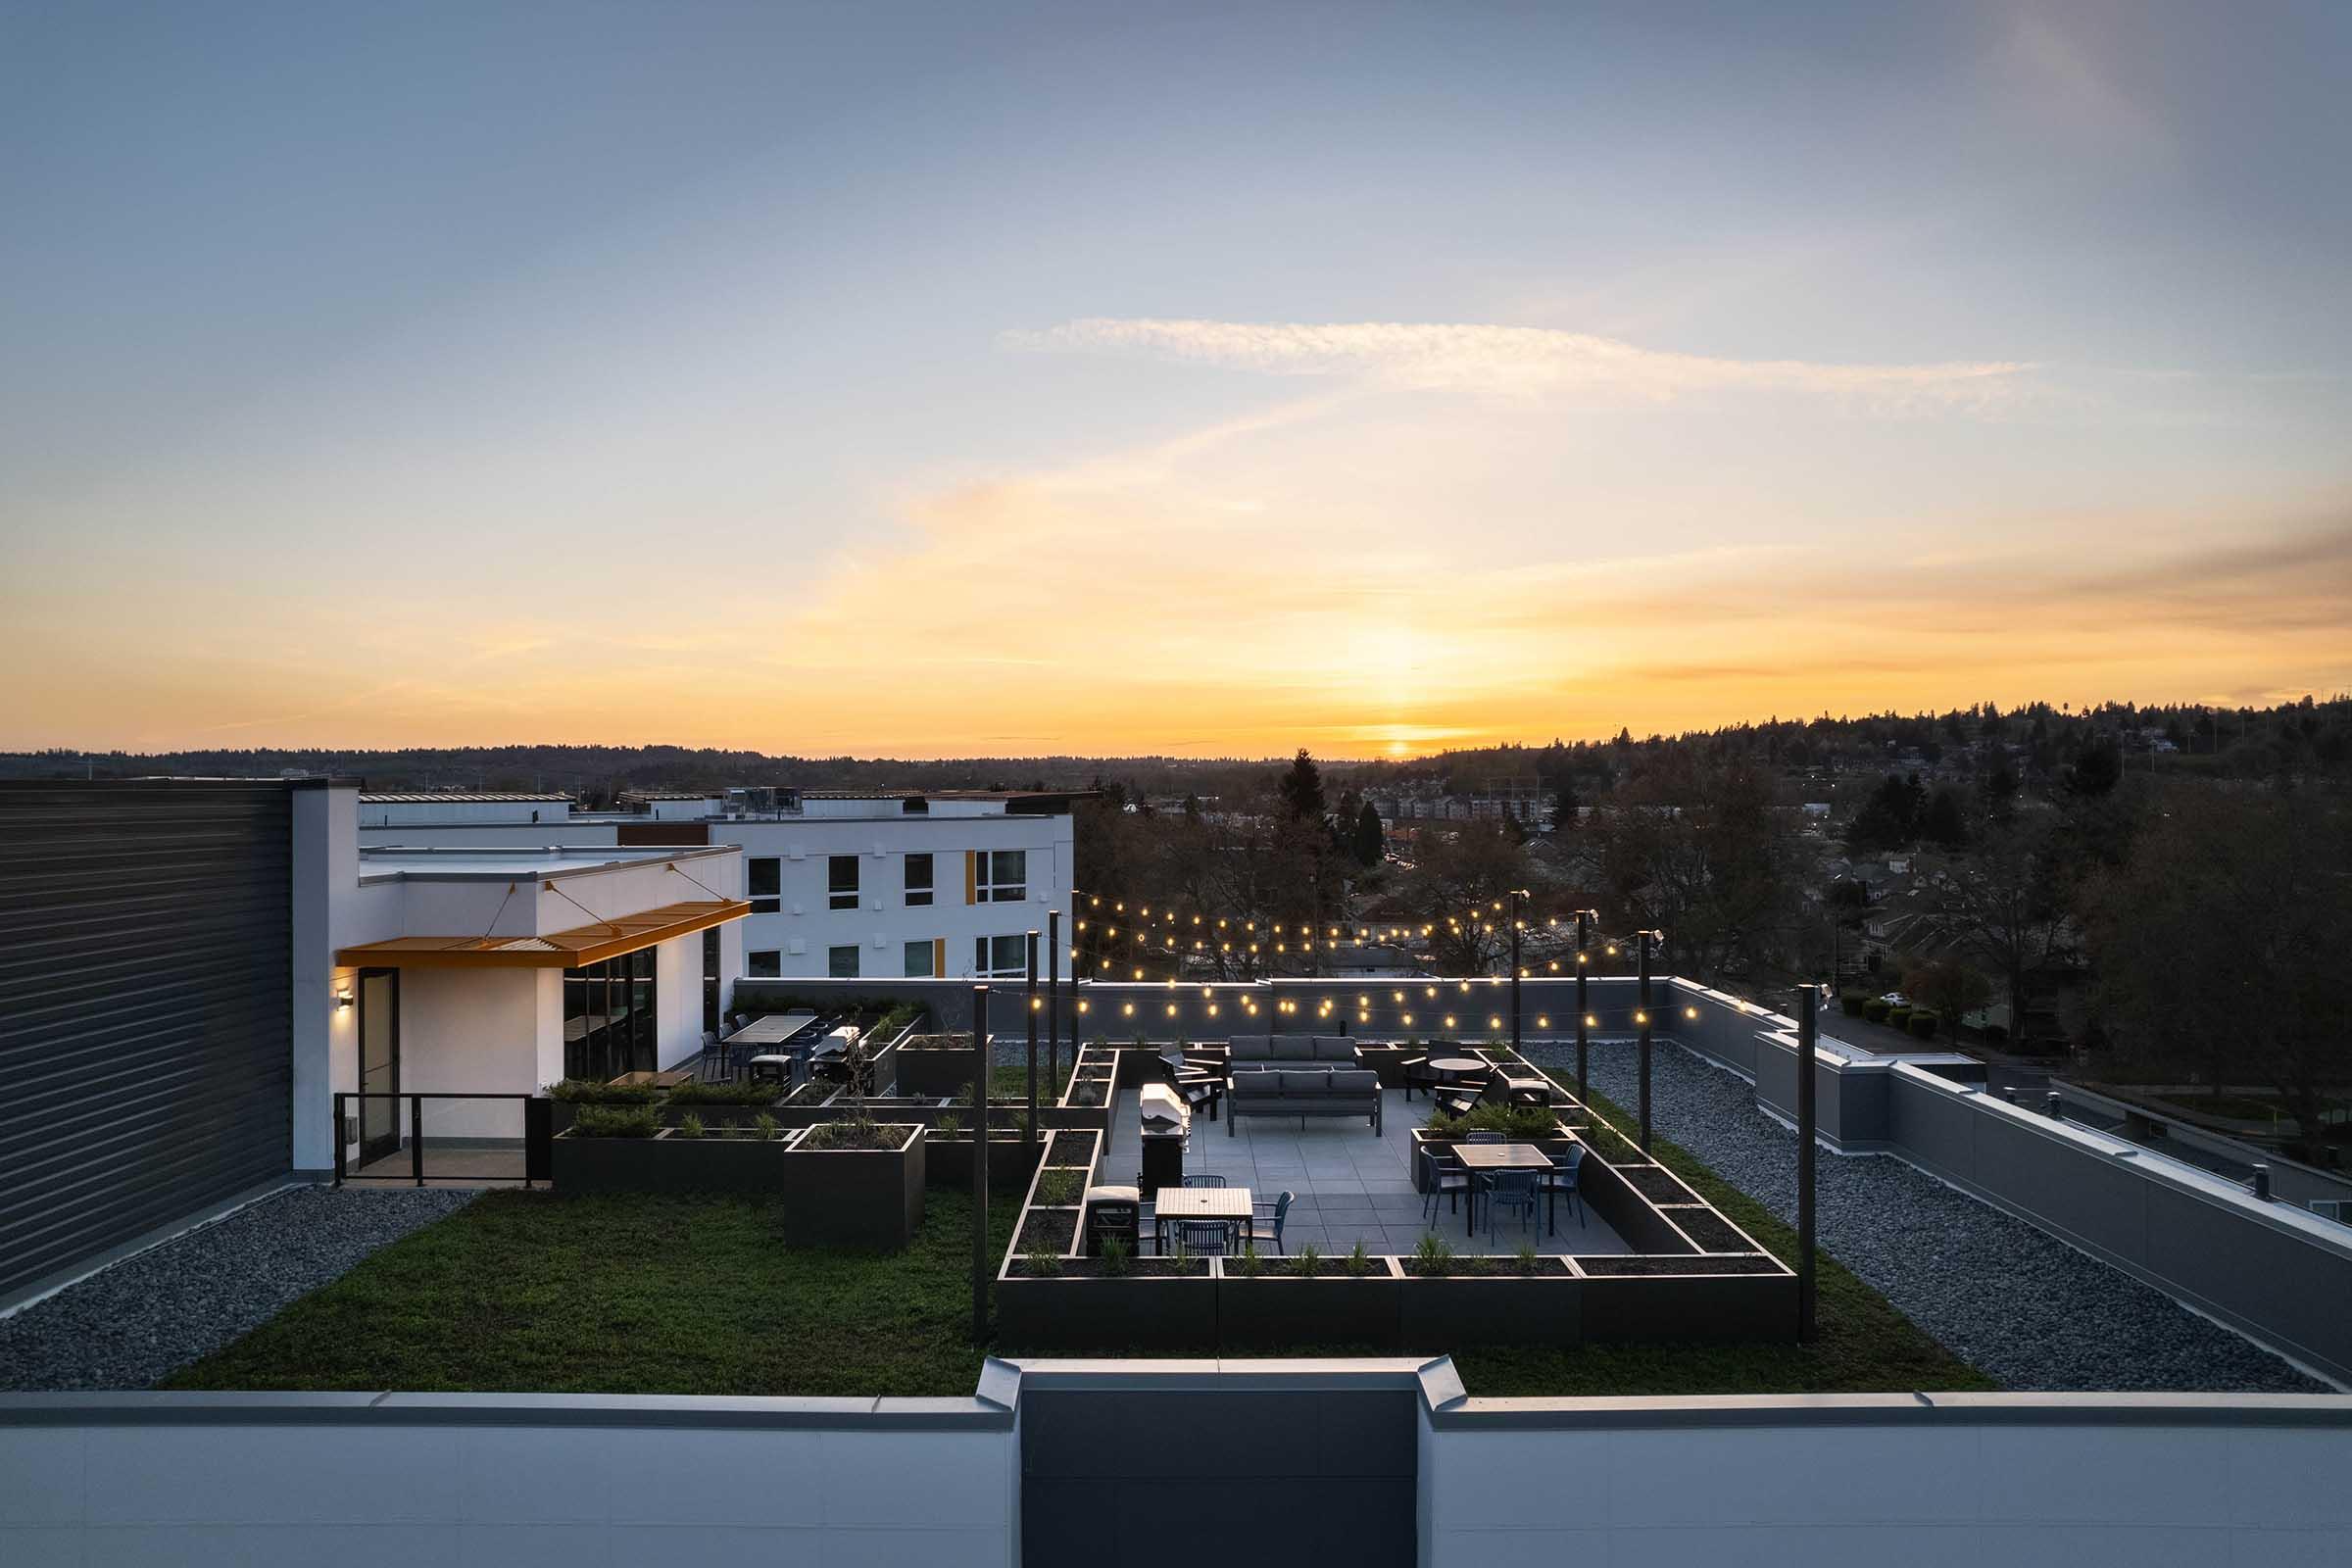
[1797,982,1820,1344]
[971,983,990,1345]
[411,1096,425,1188]
[1025,931,1041,1151]
[1047,908,1061,1103]
[332,1093,347,1188]
[1637,930,1656,1152]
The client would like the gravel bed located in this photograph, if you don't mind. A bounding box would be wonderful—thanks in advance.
[1527,1039,2328,1393]
[0,1185,475,1392]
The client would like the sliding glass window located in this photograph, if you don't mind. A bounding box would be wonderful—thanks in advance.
[563,948,658,1082]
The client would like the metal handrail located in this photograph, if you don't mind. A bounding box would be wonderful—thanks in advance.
[332,1092,550,1189]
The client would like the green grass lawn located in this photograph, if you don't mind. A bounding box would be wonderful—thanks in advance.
[169,1078,1990,1398]
[167,1189,1022,1398]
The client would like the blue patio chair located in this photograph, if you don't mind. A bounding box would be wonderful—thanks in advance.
[1484,1170,1540,1244]
[1540,1144,1587,1228]
[1242,1191,1293,1254]
[1181,1173,1228,1188]
[1176,1220,1229,1255]
[1463,1130,1506,1144]
[1421,1148,1471,1224]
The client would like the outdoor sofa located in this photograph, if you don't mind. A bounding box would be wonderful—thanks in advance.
[1226,1065,1383,1135]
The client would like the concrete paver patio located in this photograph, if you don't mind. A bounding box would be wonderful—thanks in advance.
[1102,1087,1634,1257]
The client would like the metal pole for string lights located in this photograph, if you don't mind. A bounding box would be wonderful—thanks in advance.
[1507,889,1528,1054]
[971,983,990,1344]
[1024,930,1041,1151]
[1047,908,1061,1103]
[1574,909,1594,1103]
[1637,929,1657,1152]
[1797,981,1820,1344]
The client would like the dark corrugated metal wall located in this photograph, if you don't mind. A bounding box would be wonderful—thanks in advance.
[0,781,293,1298]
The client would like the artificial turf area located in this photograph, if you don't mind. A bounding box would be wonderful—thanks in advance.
[169,1082,1991,1397]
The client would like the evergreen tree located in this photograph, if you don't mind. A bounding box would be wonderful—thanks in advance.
[1277,748,1326,822]
[1351,800,1385,866]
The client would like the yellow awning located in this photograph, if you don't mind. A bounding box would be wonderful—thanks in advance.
[336,898,750,969]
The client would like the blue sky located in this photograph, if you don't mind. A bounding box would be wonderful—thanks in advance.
[4,1,2347,754]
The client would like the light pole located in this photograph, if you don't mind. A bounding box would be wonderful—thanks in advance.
[1024,930,1041,1152]
[1573,908,1597,1103]
[1636,929,1663,1152]
[1507,889,1529,1054]
[971,983,990,1344]
[1047,908,1061,1102]
[1796,981,1821,1343]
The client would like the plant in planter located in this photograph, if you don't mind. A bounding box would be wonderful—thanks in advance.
[1345,1241,1374,1277]
[664,1080,783,1108]
[1100,1234,1133,1276]
[571,1104,660,1138]
[546,1079,659,1105]
[1032,1168,1085,1205]
[1291,1244,1320,1277]
[676,1112,706,1140]
[1515,1243,1541,1275]
[1235,1243,1265,1277]
[1406,1233,1454,1278]
[1024,1247,1062,1277]
[753,1112,782,1142]
[802,1110,893,1150]
[933,1112,962,1139]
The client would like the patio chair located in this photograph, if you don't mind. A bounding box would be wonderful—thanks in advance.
[1421,1148,1471,1224]
[1434,1089,1479,1119]
[1176,1220,1230,1255]
[1401,1055,1443,1101]
[1539,1144,1587,1228]
[1484,1169,1540,1244]
[1241,1191,1293,1254]
[1181,1173,1228,1188]
[1463,1130,1506,1144]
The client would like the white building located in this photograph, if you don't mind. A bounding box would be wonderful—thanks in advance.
[354,787,1079,983]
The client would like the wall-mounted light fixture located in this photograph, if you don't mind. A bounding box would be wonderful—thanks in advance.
[335,986,355,1011]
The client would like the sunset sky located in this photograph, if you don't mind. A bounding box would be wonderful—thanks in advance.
[4,2,2348,758]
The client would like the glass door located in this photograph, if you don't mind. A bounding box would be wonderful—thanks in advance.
[359,968,401,1164]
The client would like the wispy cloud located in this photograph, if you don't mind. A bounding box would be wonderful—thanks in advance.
[1004,318,2031,410]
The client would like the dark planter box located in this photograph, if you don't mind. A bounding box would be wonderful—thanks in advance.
[926,1134,1046,1193]
[895,1046,988,1100]
[996,1266,1217,1351]
[1358,1046,1416,1089]
[1578,1157,1697,1254]
[550,1128,792,1195]
[776,1125,926,1251]
[1575,1264,1796,1344]
[1398,1266,1581,1348]
[1212,1257,1403,1350]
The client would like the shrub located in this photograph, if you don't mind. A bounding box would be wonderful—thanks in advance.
[1839,991,1869,1016]
[1907,1009,1942,1040]
[803,1112,894,1151]
[1886,1006,1913,1032]
[1032,1169,1084,1205]
[675,1113,706,1140]
[547,1079,657,1105]
[663,1080,782,1107]
[570,1103,660,1139]
[1863,999,1892,1023]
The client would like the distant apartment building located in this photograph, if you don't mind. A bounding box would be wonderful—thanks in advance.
[355,786,1081,983]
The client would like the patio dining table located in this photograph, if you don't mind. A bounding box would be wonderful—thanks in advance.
[1452,1142,1556,1238]
[1150,1186,1253,1254]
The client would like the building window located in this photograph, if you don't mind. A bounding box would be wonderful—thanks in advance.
[974,933,1027,978]
[828,945,860,979]
[905,853,934,907]
[901,797,928,814]
[563,949,656,1081]
[748,857,780,914]
[905,940,935,978]
[748,950,781,978]
[977,849,1026,903]
[828,855,859,910]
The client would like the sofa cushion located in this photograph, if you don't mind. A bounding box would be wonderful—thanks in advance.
[1229,1036,1276,1060]
[1327,1070,1380,1096]
[1310,1036,1359,1062]
[1278,1069,1331,1096]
